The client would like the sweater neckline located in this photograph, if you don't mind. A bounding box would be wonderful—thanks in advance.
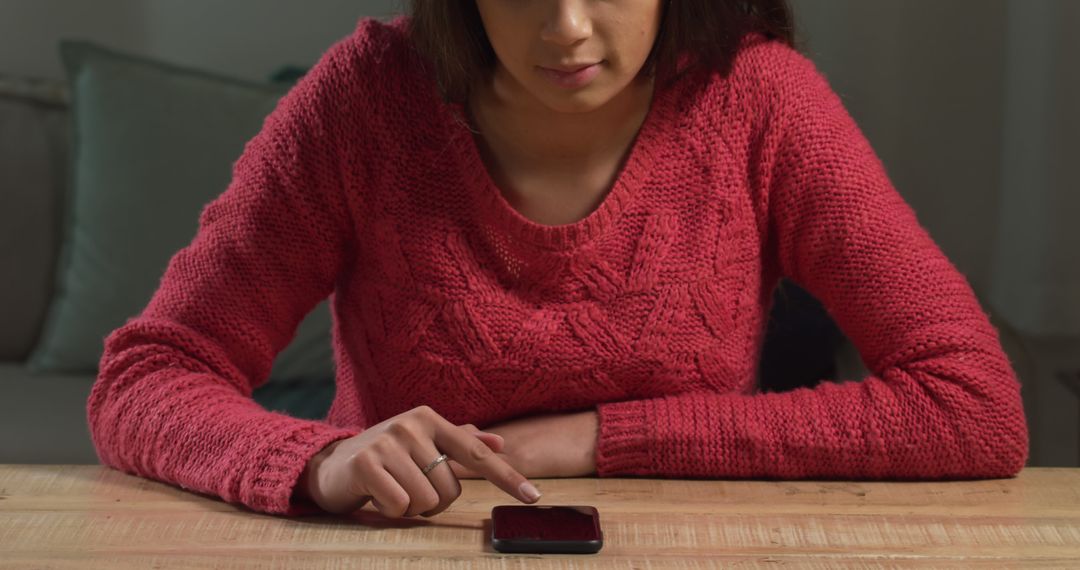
[448,80,679,251]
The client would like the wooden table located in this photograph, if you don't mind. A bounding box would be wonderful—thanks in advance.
[1,466,1078,568]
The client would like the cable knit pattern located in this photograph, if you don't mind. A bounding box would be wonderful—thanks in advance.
[88,16,1028,516]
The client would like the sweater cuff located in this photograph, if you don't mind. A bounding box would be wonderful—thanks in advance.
[247,420,361,516]
[595,399,654,476]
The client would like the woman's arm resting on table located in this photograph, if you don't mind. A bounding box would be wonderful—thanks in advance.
[87,35,374,516]
[592,41,1028,481]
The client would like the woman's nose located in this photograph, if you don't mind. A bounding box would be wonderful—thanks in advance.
[539,0,593,46]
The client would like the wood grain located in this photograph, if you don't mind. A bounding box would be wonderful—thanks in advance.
[1,466,1078,568]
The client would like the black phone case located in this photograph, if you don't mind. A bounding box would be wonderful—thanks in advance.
[491,505,603,554]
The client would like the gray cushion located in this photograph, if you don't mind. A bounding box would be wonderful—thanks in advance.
[26,41,335,383]
[0,78,70,361]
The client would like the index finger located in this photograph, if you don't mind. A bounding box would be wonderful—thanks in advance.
[430,416,541,504]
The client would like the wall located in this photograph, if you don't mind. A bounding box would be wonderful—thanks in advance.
[0,0,148,79]
[0,0,400,82]
[992,0,1080,338]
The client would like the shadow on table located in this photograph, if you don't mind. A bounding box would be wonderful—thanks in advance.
[285,507,487,533]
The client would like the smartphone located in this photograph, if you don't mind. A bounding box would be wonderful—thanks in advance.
[491,505,603,554]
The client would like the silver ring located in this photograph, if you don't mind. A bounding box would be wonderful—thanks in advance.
[421,453,449,475]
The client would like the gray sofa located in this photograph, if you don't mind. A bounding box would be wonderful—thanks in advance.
[0,77,99,464]
[0,73,336,465]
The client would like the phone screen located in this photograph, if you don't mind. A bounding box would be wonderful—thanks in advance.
[491,505,602,553]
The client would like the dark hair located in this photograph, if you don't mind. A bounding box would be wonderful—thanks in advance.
[408,0,796,103]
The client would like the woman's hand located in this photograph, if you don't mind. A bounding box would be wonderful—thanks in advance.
[447,409,599,479]
[295,405,542,518]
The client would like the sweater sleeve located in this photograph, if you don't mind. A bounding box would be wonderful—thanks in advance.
[594,42,1029,480]
[86,35,368,516]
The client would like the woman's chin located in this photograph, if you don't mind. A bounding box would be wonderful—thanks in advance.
[532,88,615,115]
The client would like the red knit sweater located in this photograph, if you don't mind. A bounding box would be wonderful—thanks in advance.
[88,16,1029,516]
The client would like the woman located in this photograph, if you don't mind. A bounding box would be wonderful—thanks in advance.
[87,0,1029,520]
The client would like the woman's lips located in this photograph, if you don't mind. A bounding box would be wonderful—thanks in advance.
[536,62,603,89]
